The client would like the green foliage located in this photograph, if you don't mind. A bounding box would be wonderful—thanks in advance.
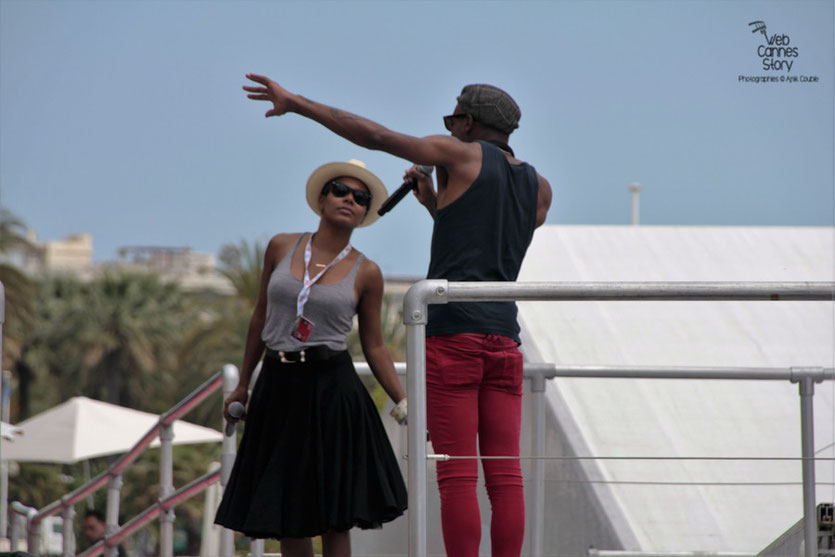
[6,463,71,510]
[0,205,35,412]
[17,272,188,412]
[218,238,266,307]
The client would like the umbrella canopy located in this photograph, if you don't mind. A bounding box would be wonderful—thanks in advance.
[0,396,223,464]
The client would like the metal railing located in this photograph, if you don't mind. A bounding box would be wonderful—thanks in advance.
[4,279,833,556]
[7,362,240,557]
[402,280,835,557]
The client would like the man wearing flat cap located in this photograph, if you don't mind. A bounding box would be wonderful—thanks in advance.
[243,73,552,557]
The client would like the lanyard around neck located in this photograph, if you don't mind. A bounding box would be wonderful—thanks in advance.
[296,234,352,317]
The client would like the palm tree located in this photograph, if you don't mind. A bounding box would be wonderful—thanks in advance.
[24,273,187,409]
[218,239,265,307]
[81,272,187,408]
[0,205,36,417]
[20,276,89,413]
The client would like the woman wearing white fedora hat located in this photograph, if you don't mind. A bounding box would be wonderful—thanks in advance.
[215,159,408,557]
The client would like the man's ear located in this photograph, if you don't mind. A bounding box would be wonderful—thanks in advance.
[464,113,476,136]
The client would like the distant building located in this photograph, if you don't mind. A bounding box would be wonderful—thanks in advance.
[2,230,234,294]
[1,230,93,277]
[112,246,235,294]
[5,230,420,297]
[41,233,93,273]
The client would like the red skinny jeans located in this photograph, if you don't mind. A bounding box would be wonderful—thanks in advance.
[426,333,525,557]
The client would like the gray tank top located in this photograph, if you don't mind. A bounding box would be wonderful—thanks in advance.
[261,233,364,351]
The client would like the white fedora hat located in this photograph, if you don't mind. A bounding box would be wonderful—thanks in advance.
[305,159,388,227]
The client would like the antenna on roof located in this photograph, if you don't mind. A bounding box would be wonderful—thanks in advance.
[629,183,641,225]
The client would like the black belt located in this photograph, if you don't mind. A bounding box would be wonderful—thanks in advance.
[265,346,345,363]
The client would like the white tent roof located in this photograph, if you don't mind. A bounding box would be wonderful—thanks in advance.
[517,225,834,552]
[0,396,223,464]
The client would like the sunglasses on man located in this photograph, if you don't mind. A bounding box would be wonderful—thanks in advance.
[322,181,372,208]
[443,113,469,132]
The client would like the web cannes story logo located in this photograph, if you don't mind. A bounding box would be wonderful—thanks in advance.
[747,20,798,72]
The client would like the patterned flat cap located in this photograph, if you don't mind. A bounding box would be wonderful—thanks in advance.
[457,84,521,134]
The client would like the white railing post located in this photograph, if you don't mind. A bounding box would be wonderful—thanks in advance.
[28,517,41,554]
[530,371,547,557]
[9,510,21,551]
[793,369,821,557]
[403,280,448,557]
[104,473,123,557]
[61,504,76,557]
[10,502,37,553]
[159,423,175,557]
[219,364,239,557]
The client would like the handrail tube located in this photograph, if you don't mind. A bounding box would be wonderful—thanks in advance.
[444,280,834,301]
[36,472,111,520]
[353,362,408,376]
[112,371,223,478]
[159,371,224,428]
[538,364,834,382]
[158,470,221,512]
[78,469,221,557]
[354,362,834,383]
[403,279,834,557]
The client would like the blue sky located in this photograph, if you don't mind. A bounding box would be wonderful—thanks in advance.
[1,0,832,277]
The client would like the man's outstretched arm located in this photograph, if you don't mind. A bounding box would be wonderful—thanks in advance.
[243,73,474,170]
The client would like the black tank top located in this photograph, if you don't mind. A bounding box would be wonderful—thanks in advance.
[426,141,539,343]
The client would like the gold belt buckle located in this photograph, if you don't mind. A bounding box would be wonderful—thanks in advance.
[278,350,306,364]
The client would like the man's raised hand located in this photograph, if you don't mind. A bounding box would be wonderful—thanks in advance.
[243,73,294,118]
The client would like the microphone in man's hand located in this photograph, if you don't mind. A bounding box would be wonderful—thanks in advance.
[377,165,434,216]
[225,401,246,436]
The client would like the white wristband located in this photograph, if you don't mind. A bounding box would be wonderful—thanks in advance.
[390,398,407,425]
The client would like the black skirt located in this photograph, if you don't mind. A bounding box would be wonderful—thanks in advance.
[214,351,407,539]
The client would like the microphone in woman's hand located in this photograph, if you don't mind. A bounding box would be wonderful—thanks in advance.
[225,401,246,436]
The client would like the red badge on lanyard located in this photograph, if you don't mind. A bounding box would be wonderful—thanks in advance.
[291,316,314,342]
[291,234,352,342]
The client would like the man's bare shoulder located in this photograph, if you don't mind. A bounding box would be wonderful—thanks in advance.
[406,134,481,168]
